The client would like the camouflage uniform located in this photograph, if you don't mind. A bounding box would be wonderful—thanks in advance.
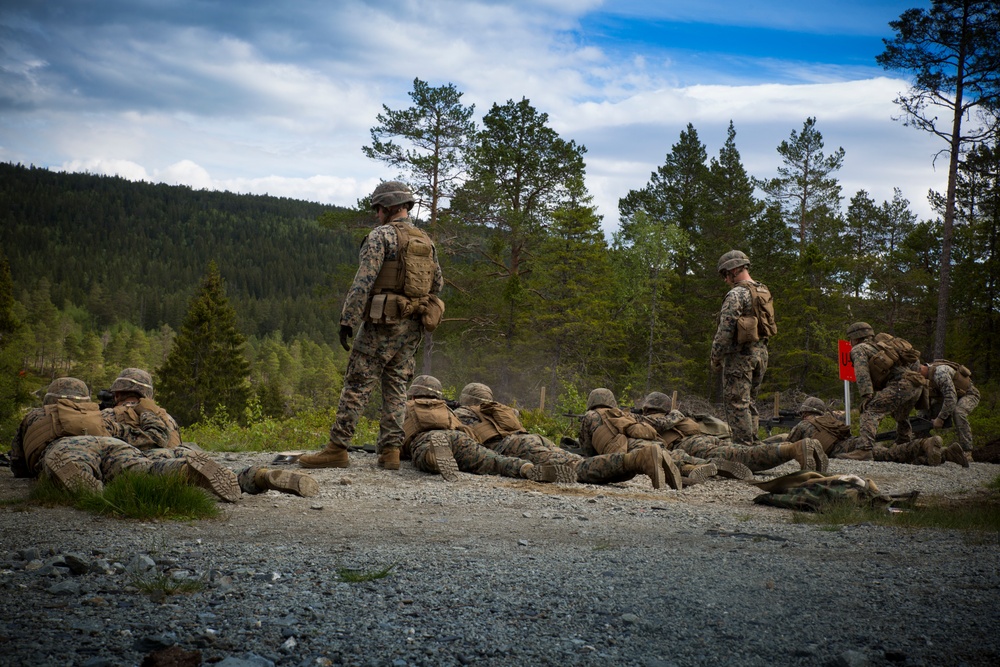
[644,410,818,473]
[101,403,179,451]
[408,429,528,479]
[455,406,641,485]
[850,340,923,450]
[923,363,980,451]
[329,213,444,455]
[10,408,218,493]
[710,281,770,444]
[789,414,960,467]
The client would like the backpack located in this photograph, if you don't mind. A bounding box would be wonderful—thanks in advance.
[469,402,526,444]
[735,281,777,343]
[592,408,658,454]
[869,333,920,389]
[806,414,851,449]
[403,398,470,446]
[21,400,108,473]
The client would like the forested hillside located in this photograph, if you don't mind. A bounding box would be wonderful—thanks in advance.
[0,162,358,338]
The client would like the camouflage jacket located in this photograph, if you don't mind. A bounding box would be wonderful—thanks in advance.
[710,280,767,364]
[927,364,959,420]
[101,401,180,451]
[849,340,918,399]
[341,215,444,331]
[638,410,687,437]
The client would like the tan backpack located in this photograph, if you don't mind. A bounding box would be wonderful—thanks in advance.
[469,402,526,444]
[869,333,920,389]
[403,398,469,446]
[112,398,182,448]
[21,400,108,473]
[735,281,777,343]
[806,414,851,449]
[592,408,659,454]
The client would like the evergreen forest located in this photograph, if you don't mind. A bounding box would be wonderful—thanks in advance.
[2,29,1000,447]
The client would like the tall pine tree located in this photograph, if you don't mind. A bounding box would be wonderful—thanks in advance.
[158,261,251,426]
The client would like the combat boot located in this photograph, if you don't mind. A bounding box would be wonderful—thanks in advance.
[623,444,666,489]
[428,444,460,482]
[298,443,350,469]
[520,462,576,483]
[942,441,970,468]
[712,459,754,480]
[680,461,717,487]
[182,453,241,502]
[252,467,320,497]
[47,455,104,495]
[378,447,401,470]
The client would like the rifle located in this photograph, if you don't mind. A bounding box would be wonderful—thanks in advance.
[97,389,115,411]
[761,409,800,435]
[875,416,949,442]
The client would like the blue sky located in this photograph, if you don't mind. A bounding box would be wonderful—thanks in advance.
[0,0,938,234]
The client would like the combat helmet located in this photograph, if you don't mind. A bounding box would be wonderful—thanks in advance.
[587,388,618,410]
[43,377,90,406]
[846,321,874,342]
[407,375,443,399]
[110,368,154,399]
[459,382,493,407]
[370,180,415,211]
[798,397,826,415]
[641,392,672,415]
[717,250,750,275]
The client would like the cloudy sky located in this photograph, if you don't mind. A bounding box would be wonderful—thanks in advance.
[1,0,938,235]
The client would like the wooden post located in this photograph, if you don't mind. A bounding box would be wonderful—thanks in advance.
[773,392,781,418]
[539,386,546,412]
[671,390,678,411]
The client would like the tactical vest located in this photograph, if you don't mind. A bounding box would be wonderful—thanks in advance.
[804,414,851,449]
[929,360,973,397]
[403,398,469,446]
[21,400,108,473]
[869,333,920,390]
[654,416,703,447]
[735,280,777,343]
[113,398,182,448]
[468,402,526,444]
[592,408,659,454]
[367,221,438,326]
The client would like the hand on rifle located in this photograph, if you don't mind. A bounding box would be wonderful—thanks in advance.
[932,417,945,430]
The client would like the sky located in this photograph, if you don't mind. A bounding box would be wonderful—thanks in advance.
[0,0,939,236]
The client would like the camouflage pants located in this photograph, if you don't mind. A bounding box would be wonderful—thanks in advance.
[145,446,261,494]
[671,433,801,472]
[929,387,980,450]
[828,436,867,458]
[873,439,938,466]
[859,378,922,451]
[722,343,768,444]
[41,436,189,487]
[330,320,422,454]
[493,432,639,485]
[410,430,525,478]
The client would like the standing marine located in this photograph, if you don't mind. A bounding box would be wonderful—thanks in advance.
[710,250,775,444]
[300,181,444,471]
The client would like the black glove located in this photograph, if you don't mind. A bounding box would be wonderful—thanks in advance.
[339,325,353,352]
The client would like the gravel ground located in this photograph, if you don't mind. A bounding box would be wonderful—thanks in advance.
[1,451,998,667]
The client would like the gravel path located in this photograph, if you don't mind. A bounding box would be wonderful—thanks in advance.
[1,452,998,667]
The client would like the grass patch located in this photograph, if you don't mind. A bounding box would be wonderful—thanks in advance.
[129,571,205,597]
[791,493,1000,533]
[77,471,220,520]
[336,563,397,583]
[185,407,378,452]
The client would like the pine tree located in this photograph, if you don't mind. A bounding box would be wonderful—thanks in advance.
[0,253,29,440]
[157,261,251,426]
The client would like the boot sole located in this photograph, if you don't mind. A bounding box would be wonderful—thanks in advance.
[811,442,829,473]
[713,459,754,480]
[685,462,718,485]
[49,458,104,495]
[944,443,970,468]
[186,454,241,502]
[526,463,576,483]
[432,444,460,482]
[263,470,320,497]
